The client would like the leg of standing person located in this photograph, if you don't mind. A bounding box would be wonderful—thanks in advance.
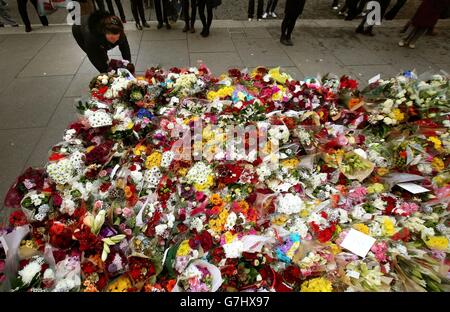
[130,0,143,29]
[263,0,271,17]
[363,0,390,35]
[0,4,18,26]
[190,0,197,31]
[162,0,170,28]
[256,0,264,20]
[30,0,48,26]
[406,27,426,47]
[280,0,305,46]
[270,0,278,16]
[138,0,149,27]
[155,0,164,28]
[357,0,368,16]
[285,0,305,41]
[332,0,339,8]
[95,0,106,11]
[105,0,116,15]
[17,0,32,31]
[345,0,360,20]
[248,0,255,20]
[182,0,190,31]
[114,0,126,21]
[198,0,211,37]
[384,0,407,20]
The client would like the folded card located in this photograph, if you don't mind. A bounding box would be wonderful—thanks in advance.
[340,229,376,258]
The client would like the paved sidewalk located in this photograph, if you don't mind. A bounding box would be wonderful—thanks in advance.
[0,19,449,215]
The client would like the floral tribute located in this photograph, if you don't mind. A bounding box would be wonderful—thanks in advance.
[0,65,449,292]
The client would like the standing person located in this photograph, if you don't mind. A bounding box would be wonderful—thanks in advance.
[355,0,391,36]
[72,10,134,73]
[332,0,339,10]
[399,0,450,48]
[0,0,19,27]
[155,0,171,29]
[16,0,49,32]
[280,0,306,46]
[182,0,197,32]
[384,0,407,20]
[263,0,277,18]
[130,0,149,29]
[105,0,127,23]
[198,0,213,37]
[248,0,264,21]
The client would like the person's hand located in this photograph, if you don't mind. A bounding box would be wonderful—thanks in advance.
[126,63,135,75]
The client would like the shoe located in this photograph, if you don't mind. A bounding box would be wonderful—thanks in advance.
[355,26,364,34]
[190,27,196,33]
[262,13,268,19]
[201,28,209,37]
[157,22,163,29]
[12,24,19,27]
[25,26,32,32]
[398,40,405,47]
[257,18,262,21]
[408,43,416,49]
[248,18,253,21]
[121,18,127,23]
[135,23,142,30]
[166,23,171,30]
[0,23,4,28]
[332,6,339,10]
[143,22,150,28]
[271,12,277,18]
[363,30,375,37]
[183,24,189,32]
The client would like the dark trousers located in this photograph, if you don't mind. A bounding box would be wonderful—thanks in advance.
[17,0,48,28]
[94,0,105,10]
[332,0,339,7]
[198,0,213,30]
[281,0,306,39]
[345,0,367,20]
[265,0,277,13]
[183,0,197,27]
[105,0,126,20]
[248,0,264,19]
[154,0,169,24]
[130,0,146,24]
[384,0,407,20]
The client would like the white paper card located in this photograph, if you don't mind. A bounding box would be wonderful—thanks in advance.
[346,270,361,279]
[369,74,381,84]
[397,182,430,194]
[340,229,376,258]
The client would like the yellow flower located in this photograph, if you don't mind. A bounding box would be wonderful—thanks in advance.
[207,86,234,101]
[210,194,223,206]
[431,157,444,172]
[224,231,237,244]
[133,144,147,156]
[106,275,133,292]
[377,168,389,176]
[272,214,288,226]
[367,183,384,194]
[86,145,96,153]
[300,277,333,292]
[124,186,132,199]
[353,223,370,235]
[194,175,214,191]
[145,151,162,169]
[425,236,449,251]
[176,240,191,257]
[326,243,342,255]
[268,67,290,84]
[382,217,396,236]
[389,108,405,122]
[428,136,443,150]
[281,158,300,169]
[178,168,188,176]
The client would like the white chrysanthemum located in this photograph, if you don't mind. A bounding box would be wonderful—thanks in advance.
[43,268,55,280]
[276,193,305,215]
[190,217,204,232]
[69,151,85,169]
[47,158,74,185]
[86,110,113,128]
[269,125,290,144]
[223,240,244,259]
[186,162,213,185]
[19,260,42,285]
[144,167,162,188]
[289,217,309,238]
[161,151,175,168]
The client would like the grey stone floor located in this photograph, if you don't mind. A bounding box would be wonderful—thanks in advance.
[0,19,449,219]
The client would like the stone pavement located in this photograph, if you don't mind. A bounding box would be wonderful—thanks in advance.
[0,18,449,220]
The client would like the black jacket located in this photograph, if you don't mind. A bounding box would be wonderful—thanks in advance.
[72,11,131,73]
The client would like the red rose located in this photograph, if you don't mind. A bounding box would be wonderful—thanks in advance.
[49,222,73,249]
[52,193,62,206]
[283,265,301,285]
[9,210,28,227]
[199,231,213,251]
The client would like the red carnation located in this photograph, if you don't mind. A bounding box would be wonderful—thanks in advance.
[9,210,28,227]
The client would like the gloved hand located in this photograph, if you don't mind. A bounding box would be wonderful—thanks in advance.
[126,62,135,75]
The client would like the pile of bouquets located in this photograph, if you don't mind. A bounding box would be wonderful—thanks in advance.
[0,65,449,292]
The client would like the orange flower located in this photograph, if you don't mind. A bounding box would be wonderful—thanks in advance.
[399,150,407,159]
[348,98,362,111]
[210,193,223,206]
[124,186,133,199]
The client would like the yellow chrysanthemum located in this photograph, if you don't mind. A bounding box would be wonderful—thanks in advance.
[300,277,333,292]
[431,157,445,172]
[194,175,214,191]
[382,217,396,236]
[145,151,162,169]
[106,275,133,292]
[353,223,370,235]
[377,168,390,176]
[133,144,147,156]
[425,236,449,251]
[210,194,223,206]
[281,158,300,169]
[389,108,405,122]
[272,214,289,226]
[428,136,443,150]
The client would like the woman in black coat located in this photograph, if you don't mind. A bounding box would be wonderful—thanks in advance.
[280,0,306,46]
[72,11,134,73]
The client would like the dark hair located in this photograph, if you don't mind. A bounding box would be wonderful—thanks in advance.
[102,15,124,35]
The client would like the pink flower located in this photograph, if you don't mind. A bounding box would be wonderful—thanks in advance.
[371,242,388,262]
[124,228,132,236]
[94,200,103,210]
[122,207,133,218]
